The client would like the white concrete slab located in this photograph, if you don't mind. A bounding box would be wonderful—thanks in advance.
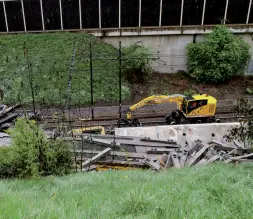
[115,123,241,148]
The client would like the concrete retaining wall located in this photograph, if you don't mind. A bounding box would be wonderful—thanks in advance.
[115,123,241,148]
[102,33,253,75]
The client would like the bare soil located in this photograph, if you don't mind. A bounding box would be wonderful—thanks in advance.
[127,72,253,104]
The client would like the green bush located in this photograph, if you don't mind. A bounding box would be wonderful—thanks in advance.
[183,89,196,96]
[186,25,251,83]
[0,117,73,179]
[121,44,153,84]
[0,147,16,178]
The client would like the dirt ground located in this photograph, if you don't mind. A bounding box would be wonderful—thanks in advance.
[127,72,253,104]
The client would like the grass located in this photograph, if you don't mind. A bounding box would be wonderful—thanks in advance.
[1,163,253,218]
[0,32,130,106]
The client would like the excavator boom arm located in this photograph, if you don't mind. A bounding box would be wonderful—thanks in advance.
[126,94,186,119]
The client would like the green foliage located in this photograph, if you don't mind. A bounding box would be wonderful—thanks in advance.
[0,147,16,178]
[246,88,253,95]
[186,25,251,83]
[183,89,196,96]
[0,33,153,106]
[224,98,253,147]
[121,44,153,83]
[1,164,253,218]
[0,118,72,179]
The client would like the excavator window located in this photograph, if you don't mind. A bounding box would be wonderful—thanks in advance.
[187,100,207,114]
[182,99,187,113]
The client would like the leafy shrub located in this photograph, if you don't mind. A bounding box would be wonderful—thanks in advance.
[184,89,196,96]
[186,25,251,83]
[224,98,253,148]
[0,147,16,178]
[0,117,73,179]
[246,88,253,95]
[122,44,153,84]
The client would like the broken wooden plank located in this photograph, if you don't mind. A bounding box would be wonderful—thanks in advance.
[82,165,97,172]
[165,153,173,169]
[205,155,221,164]
[120,143,178,148]
[195,159,207,166]
[233,140,244,149]
[188,142,202,155]
[146,149,173,154]
[97,160,146,167]
[159,154,168,166]
[171,153,181,168]
[81,148,111,167]
[144,156,161,171]
[186,144,212,167]
[140,138,177,145]
[179,150,188,167]
[230,153,253,161]
[223,159,232,164]
[73,149,154,159]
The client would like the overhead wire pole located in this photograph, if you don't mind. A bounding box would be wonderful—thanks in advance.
[201,0,207,25]
[59,0,63,30]
[119,0,121,28]
[159,0,163,27]
[119,41,122,119]
[90,43,94,120]
[2,1,8,32]
[39,0,45,31]
[79,0,82,29]
[139,0,141,27]
[99,0,101,28]
[223,0,229,24]
[247,0,252,24]
[180,0,184,26]
[21,0,27,32]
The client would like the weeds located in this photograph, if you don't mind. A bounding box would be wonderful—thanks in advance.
[1,164,253,218]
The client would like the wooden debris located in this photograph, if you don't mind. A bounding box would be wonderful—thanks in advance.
[179,150,188,167]
[144,156,161,171]
[171,153,181,168]
[196,159,207,166]
[82,148,111,168]
[186,144,212,167]
[165,153,173,168]
[63,133,253,172]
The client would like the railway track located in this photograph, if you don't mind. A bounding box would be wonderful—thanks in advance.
[39,111,243,131]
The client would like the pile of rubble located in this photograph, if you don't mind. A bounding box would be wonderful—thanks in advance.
[64,134,253,172]
[144,140,253,171]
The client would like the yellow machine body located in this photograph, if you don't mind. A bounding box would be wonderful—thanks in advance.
[72,126,106,135]
[180,94,217,118]
[123,93,217,125]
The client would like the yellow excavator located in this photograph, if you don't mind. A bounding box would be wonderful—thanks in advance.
[118,93,219,127]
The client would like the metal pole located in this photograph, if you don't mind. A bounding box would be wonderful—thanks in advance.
[201,0,206,25]
[90,43,94,120]
[224,0,229,24]
[180,0,184,26]
[39,0,45,31]
[119,41,122,119]
[2,1,8,32]
[59,0,63,30]
[119,0,121,28]
[99,0,101,28]
[159,0,163,26]
[79,0,82,29]
[21,0,27,31]
[139,0,141,27]
[247,0,252,24]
